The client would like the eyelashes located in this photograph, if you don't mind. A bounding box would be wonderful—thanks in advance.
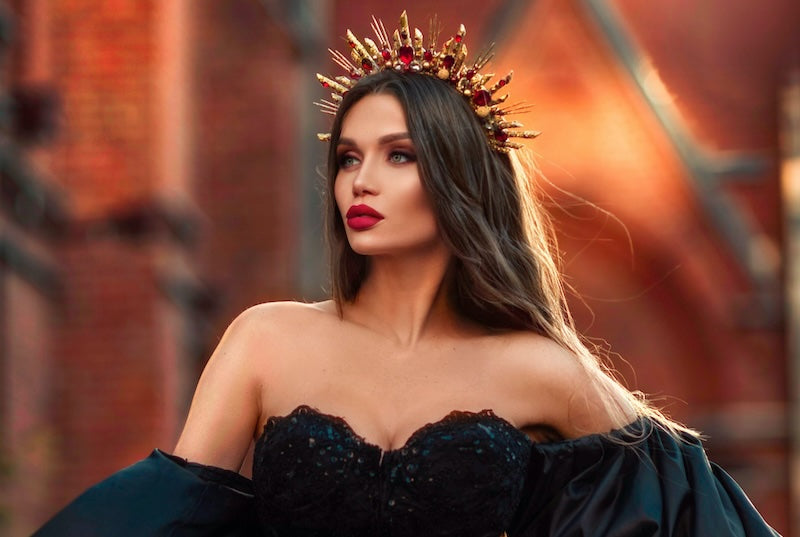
[338,154,360,168]
[388,150,416,164]
[337,149,417,169]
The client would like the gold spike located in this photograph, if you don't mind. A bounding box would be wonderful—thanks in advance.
[489,72,513,94]
[346,30,376,70]
[399,10,412,46]
[413,28,424,58]
[470,73,489,86]
[363,37,380,59]
[315,98,339,111]
[371,15,391,50]
[472,45,495,71]
[428,14,441,50]
[314,102,338,116]
[316,73,348,94]
[330,49,357,73]
[445,24,464,57]
[453,43,468,74]
[441,37,453,55]
[335,76,356,88]
[500,103,534,115]
[508,130,542,139]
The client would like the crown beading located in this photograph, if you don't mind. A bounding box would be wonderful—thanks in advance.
[316,11,540,153]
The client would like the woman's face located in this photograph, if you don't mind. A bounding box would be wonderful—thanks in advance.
[334,93,441,257]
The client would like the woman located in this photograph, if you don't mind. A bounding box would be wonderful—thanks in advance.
[35,11,778,537]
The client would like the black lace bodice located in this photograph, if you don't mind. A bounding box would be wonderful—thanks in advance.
[252,405,532,537]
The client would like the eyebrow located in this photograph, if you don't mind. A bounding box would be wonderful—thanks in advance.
[337,132,412,147]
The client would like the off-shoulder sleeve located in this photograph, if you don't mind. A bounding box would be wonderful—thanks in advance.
[508,419,780,537]
[32,449,260,537]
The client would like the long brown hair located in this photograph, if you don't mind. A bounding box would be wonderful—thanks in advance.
[323,69,692,437]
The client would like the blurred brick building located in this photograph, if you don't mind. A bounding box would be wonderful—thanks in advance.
[0,0,796,535]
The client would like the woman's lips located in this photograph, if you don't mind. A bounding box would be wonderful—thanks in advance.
[346,204,384,230]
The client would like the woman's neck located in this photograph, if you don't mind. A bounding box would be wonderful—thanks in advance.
[343,244,464,347]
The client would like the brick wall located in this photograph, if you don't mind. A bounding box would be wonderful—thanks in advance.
[192,0,301,336]
[0,232,58,536]
[9,0,308,526]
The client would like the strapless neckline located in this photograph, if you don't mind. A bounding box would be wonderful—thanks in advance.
[252,403,534,536]
[255,404,533,456]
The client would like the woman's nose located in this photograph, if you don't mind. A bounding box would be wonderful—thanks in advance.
[352,157,378,196]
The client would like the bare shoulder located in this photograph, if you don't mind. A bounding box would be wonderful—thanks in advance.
[495,331,636,438]
[231,300,339,343]
[495,331,586,388]
[172,300,339,469]
[239,299,338,323]
[229,300,345,384]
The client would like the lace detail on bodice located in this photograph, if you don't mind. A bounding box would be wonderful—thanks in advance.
[253,405,532,537]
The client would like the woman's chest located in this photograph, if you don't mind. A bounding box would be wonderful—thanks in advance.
[252,405,531,537]
[261,346,527,453]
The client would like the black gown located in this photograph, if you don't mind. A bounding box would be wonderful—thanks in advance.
[34,405,780,536]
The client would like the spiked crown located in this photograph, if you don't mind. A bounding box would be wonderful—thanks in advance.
[316,11,540,153]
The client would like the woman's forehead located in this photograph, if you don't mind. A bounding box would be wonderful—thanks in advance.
[340,94,408,141]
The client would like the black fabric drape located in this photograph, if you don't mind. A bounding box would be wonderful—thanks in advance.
[508,420,780,536]
[33,422,780,537]
[33,450,260,537]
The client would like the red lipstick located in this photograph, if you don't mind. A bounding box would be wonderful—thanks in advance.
[346,204,384,230]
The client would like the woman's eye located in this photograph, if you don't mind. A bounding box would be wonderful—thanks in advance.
[338,154,360,168]
[389,151,415,164]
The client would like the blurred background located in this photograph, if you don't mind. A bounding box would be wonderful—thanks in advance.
[0,0,797,535]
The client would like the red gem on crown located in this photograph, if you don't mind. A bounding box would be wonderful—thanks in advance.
[398,46,414,66]
[494,130,509,142]
[472,90,491,106]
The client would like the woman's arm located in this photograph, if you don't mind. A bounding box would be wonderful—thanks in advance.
[173,306,265,471]
[32,307,268,536]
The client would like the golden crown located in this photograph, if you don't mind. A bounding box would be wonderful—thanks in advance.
[316,11,540,153]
